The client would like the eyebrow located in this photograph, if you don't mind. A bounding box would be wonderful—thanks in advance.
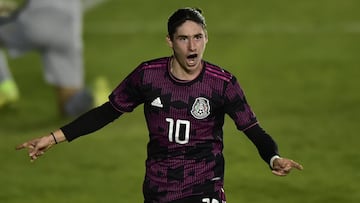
[176,33,204,38]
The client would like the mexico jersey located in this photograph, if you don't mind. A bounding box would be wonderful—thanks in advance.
[109,57,258,202]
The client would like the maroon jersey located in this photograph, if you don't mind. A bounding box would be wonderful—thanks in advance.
[109,57,258,202]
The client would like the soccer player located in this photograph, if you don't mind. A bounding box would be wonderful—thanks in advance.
[16,8,303,203]
[0,0,93,116]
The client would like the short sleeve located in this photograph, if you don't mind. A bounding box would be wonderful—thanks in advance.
[109,65,145,113]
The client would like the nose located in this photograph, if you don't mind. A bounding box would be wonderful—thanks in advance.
[188,38,196,51]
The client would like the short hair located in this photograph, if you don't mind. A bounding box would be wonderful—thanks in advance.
[167,8,207,40]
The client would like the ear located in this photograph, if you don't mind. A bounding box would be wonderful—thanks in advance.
[166,35,173,48]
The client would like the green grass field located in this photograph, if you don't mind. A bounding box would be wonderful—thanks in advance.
[1,0,360,202]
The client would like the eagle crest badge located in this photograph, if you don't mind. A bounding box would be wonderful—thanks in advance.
[191,97,210,119]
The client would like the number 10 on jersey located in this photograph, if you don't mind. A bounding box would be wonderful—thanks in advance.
[166,118,190,144]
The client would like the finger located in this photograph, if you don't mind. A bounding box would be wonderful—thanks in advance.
[28,145,40,156]
[30,146,48,159]
[291,161,304,170]
[15,142,30,150]
[284,163,294,171]
[30,153,40,162]
[29,149,39,157]
[272,170,287,176]
[30,154,37,161]
[30,156,37,162]
[35,151,45,156]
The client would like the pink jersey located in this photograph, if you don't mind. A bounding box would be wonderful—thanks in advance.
[109,57,257,202]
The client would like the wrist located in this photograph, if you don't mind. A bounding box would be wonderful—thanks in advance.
[50,132,58,144]
[270,155,281,169]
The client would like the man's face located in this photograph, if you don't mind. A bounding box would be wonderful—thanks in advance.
[167,20,208,74]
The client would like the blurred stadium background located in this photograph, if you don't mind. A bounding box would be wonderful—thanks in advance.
[1,0,359,202]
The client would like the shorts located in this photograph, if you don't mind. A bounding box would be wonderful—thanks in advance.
[0,1,84,88]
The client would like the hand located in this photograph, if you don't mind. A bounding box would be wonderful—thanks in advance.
[16,135,55,162]
[272,157,303,176]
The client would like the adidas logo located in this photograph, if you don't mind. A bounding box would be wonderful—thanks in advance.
[151,97,163,108]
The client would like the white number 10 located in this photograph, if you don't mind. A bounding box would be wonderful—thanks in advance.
[166,118,190,144]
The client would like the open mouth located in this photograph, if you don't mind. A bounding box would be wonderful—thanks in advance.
[187,54,198,59]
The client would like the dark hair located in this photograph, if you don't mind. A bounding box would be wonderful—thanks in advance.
[167,8,207,40]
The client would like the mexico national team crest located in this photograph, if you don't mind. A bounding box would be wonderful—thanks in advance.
[191,97,210,119]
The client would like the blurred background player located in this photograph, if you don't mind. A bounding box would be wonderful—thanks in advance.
[0,0,94,117]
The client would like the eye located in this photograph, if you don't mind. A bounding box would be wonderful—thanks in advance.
[194,34,203,40]
[179,36,187,41]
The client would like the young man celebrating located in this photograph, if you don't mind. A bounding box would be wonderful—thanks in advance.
[16,8,303,203]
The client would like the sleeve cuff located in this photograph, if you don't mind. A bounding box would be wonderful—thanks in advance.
[270,155,281,169]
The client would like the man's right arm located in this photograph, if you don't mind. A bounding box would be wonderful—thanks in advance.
[61,101,122,141]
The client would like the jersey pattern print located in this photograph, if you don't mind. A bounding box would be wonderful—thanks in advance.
[109,57,257,202]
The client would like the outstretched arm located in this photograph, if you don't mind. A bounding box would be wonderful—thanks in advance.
[244,124,303,176]
[16,102,122,162]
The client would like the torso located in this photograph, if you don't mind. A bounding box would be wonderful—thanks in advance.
[109,57,257,202]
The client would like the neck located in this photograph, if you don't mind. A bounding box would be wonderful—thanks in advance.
[170,57,202,81]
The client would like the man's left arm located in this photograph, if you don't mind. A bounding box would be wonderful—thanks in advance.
[244,124,303,176]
